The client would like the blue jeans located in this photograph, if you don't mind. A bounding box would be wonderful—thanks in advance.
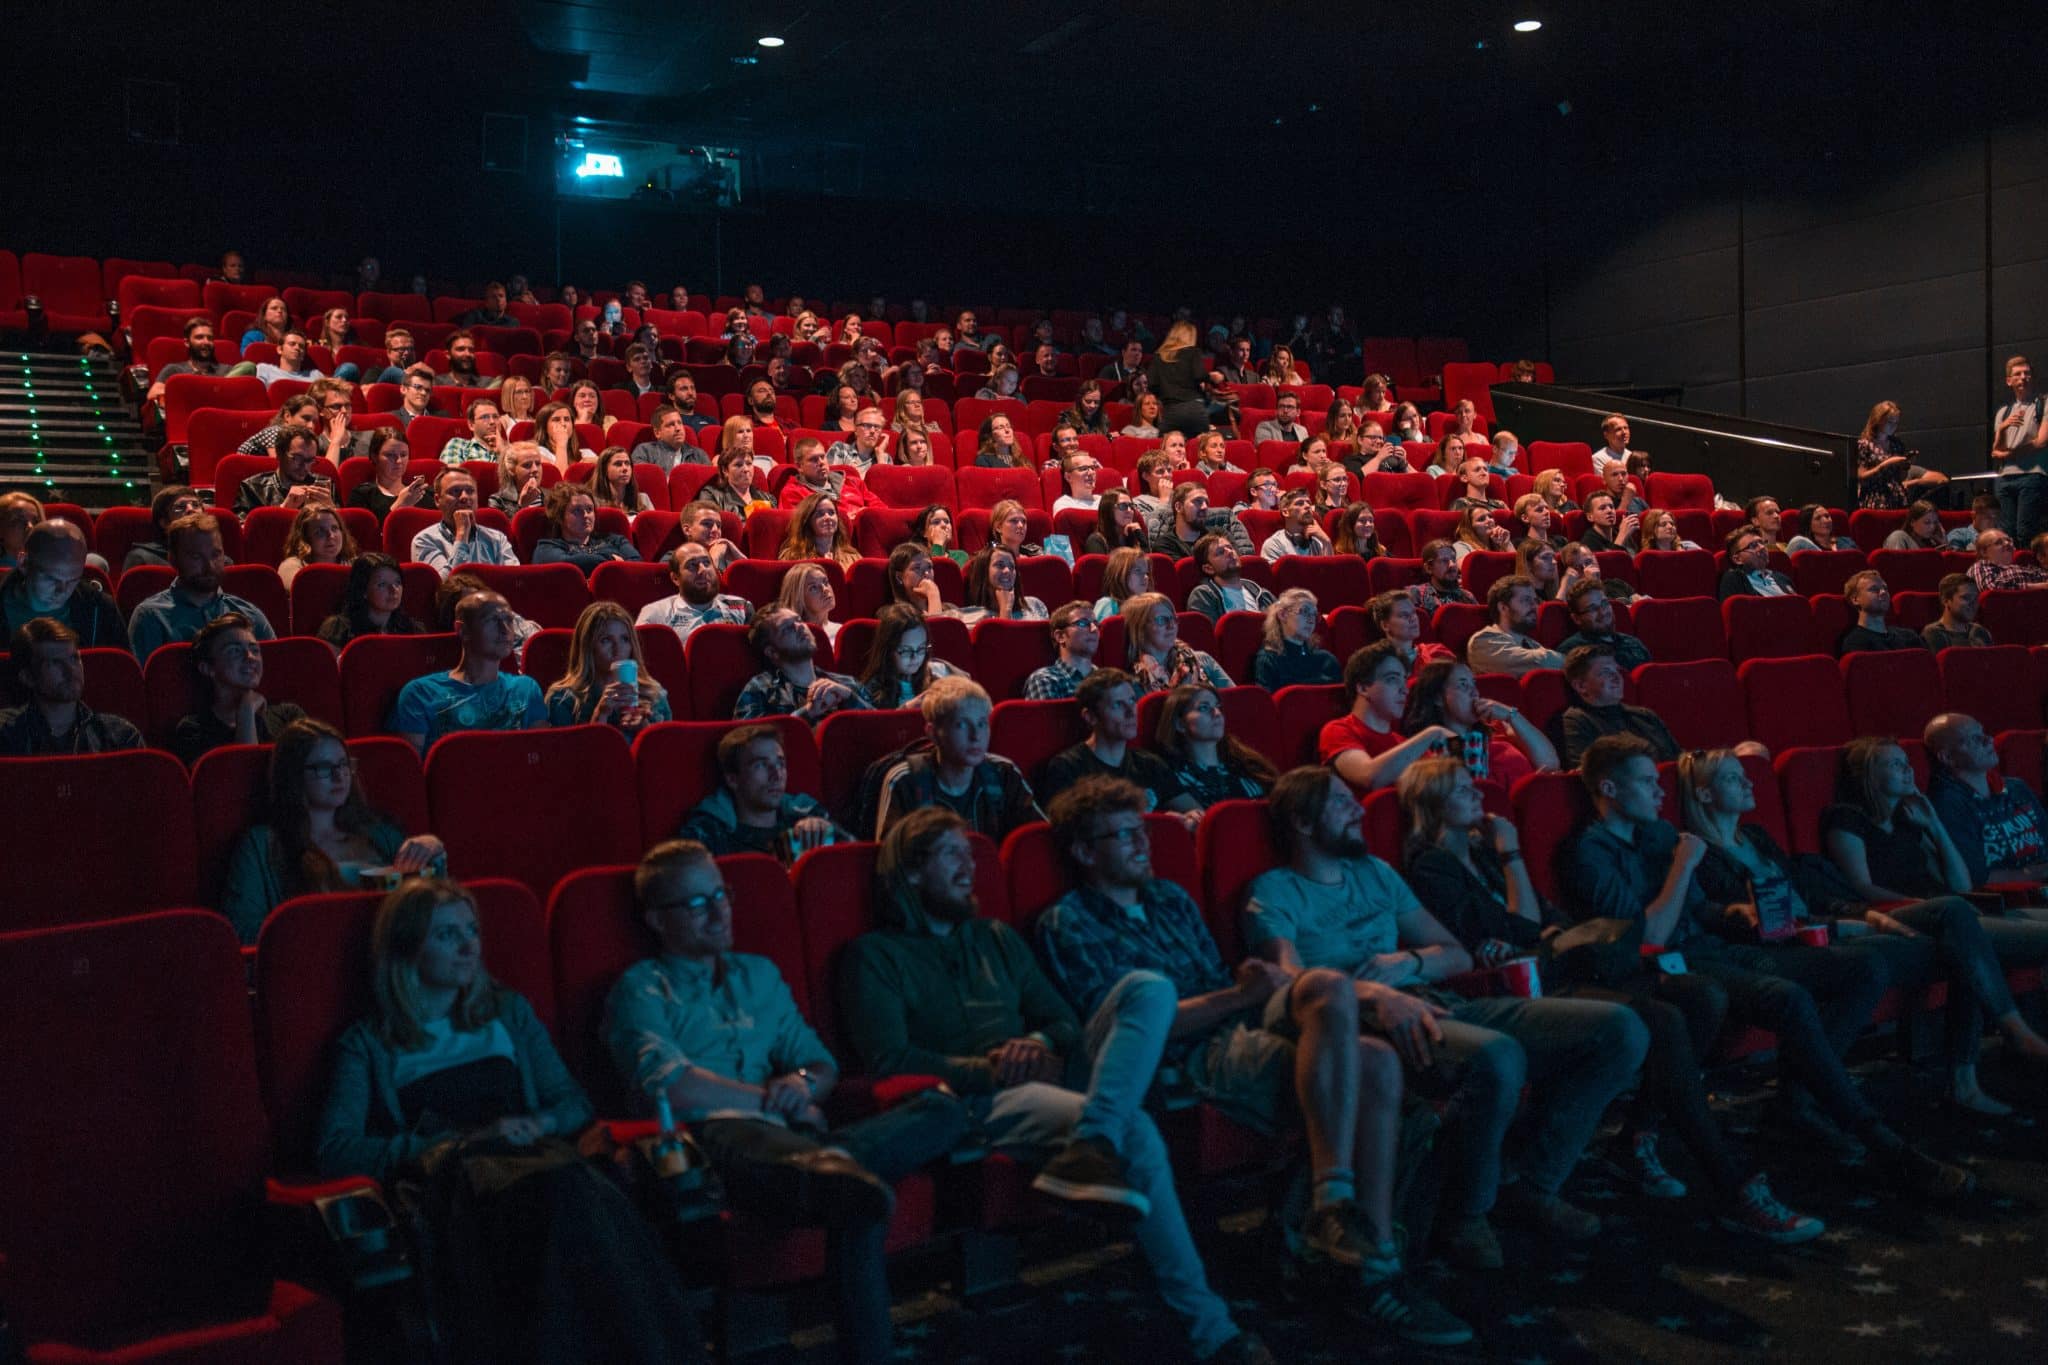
[973,970,1239,1359]
[1997,473,2047,545]
[1427,996,1648,1215]
[695,1090,968,1365]
[1880,898,2048,1064]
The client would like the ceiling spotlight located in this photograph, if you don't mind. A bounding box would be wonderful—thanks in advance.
[757,35,785,47]
[1513,19,1542,32]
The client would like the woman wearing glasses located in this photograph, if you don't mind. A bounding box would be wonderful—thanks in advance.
[856,602,962,709]
[218,718,446,943]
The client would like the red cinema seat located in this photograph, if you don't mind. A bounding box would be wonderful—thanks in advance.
[1631,660,1748,749]
[203,280,276,315]
[1459,550,1518,599]
[1740,655,1852,754]
[1997,729,2047,793]
[1196,799,1277,962]
[1432,602,1490,660]
[1271,683,1348,767]
[1839,649,1943,739]
[1512,770,1596,904]
[1359,472,1437,513]
[972,619,1057,697]
[592,560,680,618]
[289,561,438,636]
[1789,548,1868,600]
[141,636,344,745]
[1723,595,1816,662]
[457,562,593,628]
[338,632,461,736]
[1773,745,1846,854]
[633,716,820,848]
[817,707,931,821]
[1645,472,1715,511]
[956,466,1045,512]
[990,697,1087,786]
[22,252,110,330]
[1975,589,2048,647]
[1135,684,1278,763]
[0,912,344,1362]
[1274,555,1373,608]
[1938,645,2039,734]
[256,879,552,1174]
[865,464,955,510]
[428,725,639,892]
[1633,551,1717,601]
[1629,596,1725,663]
[685,622,764,720]
[162,374,268,446]
[0,751,196,930]
[1867,548,1951,594]
[1526,442,1595,478]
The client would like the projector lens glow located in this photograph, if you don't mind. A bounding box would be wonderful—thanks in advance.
[757,36,785,48]
[574,152,624,178]
[1514,19,1543,32]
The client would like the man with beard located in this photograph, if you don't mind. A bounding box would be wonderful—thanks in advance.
[733,608,867,724]
[129,513,277,659]
[0,519,128,649]
[635,543,752,645]
[0,618,144,754]
[433,330,501,389]
[146,317,223,404]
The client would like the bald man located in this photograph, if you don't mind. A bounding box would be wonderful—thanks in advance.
[0,520,128,651]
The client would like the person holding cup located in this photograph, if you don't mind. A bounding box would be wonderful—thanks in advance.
[542,602,670,731]
[1397,756,1826,1245]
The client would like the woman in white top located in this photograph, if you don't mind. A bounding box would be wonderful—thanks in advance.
[1120,392,1164,440]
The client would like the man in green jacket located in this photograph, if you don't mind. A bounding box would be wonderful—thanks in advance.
[837,808,1273,1365]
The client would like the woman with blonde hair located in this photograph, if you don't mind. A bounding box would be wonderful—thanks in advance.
[1533,468,1579,513]
[896,428,936,467]
[498,374,537,428]
[1639,507,1700,553]
[277,502,358,588]
[543,600,669,729]
[778,491,858,569]
[1122,591,1231,691]
[1092,544,1154,620]
[987,499,1043,557]
[776,561,842,643]
[1147,319,1218,439]
[489,441,550,518]
[1263,344,1305,387]
[1452,504,1514,563]
[1251,588,1340,688]
[890,389,936,441]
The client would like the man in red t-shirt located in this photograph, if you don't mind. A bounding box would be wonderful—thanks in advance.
[1318,641,1460,792]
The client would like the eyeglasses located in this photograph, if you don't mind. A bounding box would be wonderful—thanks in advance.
[894,643,931,659]
[648,886,730,918]
[1088,824,1147,847]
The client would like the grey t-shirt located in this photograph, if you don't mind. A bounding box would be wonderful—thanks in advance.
[1242,858,1421,973]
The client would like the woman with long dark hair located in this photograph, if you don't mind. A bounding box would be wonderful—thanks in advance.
[318,553,421,649]
[1154,683,1275,804]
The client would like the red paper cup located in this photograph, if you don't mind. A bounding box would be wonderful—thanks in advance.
[1794,924,1830,947]
[1499,957,1541,998]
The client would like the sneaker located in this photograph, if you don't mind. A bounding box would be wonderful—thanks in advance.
[1608,1131,1687,1199]
[1437,1214,1504,1270]
[1031,1136,1151,1221]
[1353,1271,1476,1347]
[1718,1174,1825,1245]
[1495,1183,1601,1240]
[1202,1331,1277,1365]
[1884,1143,1976,1199]
[1298,1200,1371,1270]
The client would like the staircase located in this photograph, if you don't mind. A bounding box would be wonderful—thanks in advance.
[0,351,154,506]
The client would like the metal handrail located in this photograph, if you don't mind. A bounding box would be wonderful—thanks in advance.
[1493,388,1843,458]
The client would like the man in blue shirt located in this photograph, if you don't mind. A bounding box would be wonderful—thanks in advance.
[605,840,965,1365]
[128,513,277,660]
[1562,735,1972,1197]
[1036,776,1472,1347]
[388,590,546,753]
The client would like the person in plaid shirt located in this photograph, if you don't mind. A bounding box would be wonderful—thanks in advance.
[1022,601,1103,701]
[1966,529,2048,592]
[1033,776,1473,1347]
[733,608,867,724]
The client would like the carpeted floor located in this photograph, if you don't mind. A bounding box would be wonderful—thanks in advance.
[782,1047,2048,1363]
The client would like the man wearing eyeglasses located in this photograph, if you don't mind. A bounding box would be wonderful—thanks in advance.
[825,407,891,473]
[304,378,379,464]
[678,725,847,861]
[391,366,444,430]
[1023,601,1103,701]
[606,839,967,1365]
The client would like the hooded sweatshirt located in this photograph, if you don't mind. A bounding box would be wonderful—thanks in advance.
[837,867,1081,1094]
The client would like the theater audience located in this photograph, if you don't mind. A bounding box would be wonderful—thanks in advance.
[348,431,428,523]
[1564,736,1971,1195]
[389,590,546,753]
[1716,529,1794,599]
[1414,540,1474,612]
[411,468,518,574]
[1040,669,1200,825]
[1576,492,1637,554]
[1155,685,1278,803]
[855,603,961,709]
[168,613,305,764]
[1556,645,1682,767]
[1399,757,1824,1242]
[1018,601,1100,701]
[1368,591,1454,676]
[1331,501,1385,561]
[1882,501,1947,551]
[439,396,509,467]
[486,442,549,519]
[778,492,861,571]
[1593,414,1638,475]
[874,677,1040,840]
[1532,469,1579,515]
[630,405,705,474]
[1122,591,1231,691]
[2,519,126,649]
[782,440,873,518]
[1261,487,1332,559]
[1552,579,1648,671]
[1403,659,1558,787]
[677,726,847,859]
[317,553,420,649]
[1467,575,1564,677]
[827,407,892,472]
[987,500,1044,559]
[130,513,277,659]
[1245,766,1648,1265]
[234,425,332,515]
[1924,715,2048,891]
[1249,589,1339,688]
[1453,505,1515,562]
[1785,504,1856,553]
[1924,574,1993,649]
[0,619,142,754]
[674,500,745,576]
[959,547,1048,624]
[1993,354,2048,542]
[883,543,946,615]
[318,879,703,1362]
[1837,571,1925,654]
[694,448,770,518]
[1637,508,1697,553]
[734,607,866,724]
[533,481,638,571]
[219,718,444,941]
[636,543,752,646]
[123,485,208,570]
[542,601,670,731]
[1516,540,1562,601]
[276,503,357,589]
[1968,528,2048,591]
[777,562,841,646]
[1186,534,1274,622]
[1320,641,1461,792]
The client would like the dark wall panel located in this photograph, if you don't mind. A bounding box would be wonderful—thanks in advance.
[1744,274,1984,378]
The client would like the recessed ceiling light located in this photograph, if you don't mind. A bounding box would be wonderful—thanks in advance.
[757,35,785,48]
[1513,19,1542,32]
